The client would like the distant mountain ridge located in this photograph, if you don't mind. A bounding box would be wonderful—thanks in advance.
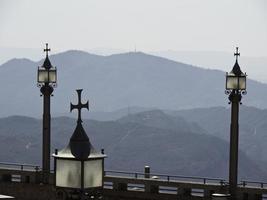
[86,105,267,178]
[168,106,267,169]
[151,50,267,83]
[1,50,267,118]
[0,113,266,181]
[95,105,267,165]
[117,109,206,134]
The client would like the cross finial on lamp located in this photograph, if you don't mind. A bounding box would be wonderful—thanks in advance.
[70,89,89,123]
[234,47,240,62]
[44,43,51,57]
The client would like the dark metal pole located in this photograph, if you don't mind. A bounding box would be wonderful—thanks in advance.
[41,83,53,184]
[229,90,241,200]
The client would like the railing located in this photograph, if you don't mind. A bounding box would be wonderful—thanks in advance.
[0,164,266,200]
[0,162,40,172]
[105,170,227,186]
[0,162,267,192]
[104,170,267,199]
[0,163,266,190]
[241,180,267,189]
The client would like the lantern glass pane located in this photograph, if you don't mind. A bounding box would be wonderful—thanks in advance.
[226,76,238,90]
[239,76,246,90]
[56,159,81,188]
[38,68,57,83]
[84,159,103,188]
[38,69,49,83]
[49,69,57,83]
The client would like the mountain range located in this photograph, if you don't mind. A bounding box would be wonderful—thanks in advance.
[1,50,267,182]
[0,111,266,182]
[1,48,267,83]
[1,50,267,118]
[168,106,267,170]
[88,105,267,170]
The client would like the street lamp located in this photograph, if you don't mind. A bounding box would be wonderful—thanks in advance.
[225,47,246,200]
[37,43,57,184]
[53,89,106,199]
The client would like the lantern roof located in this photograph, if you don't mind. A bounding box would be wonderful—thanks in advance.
[54,123,105,159]
[42,56,52,69]
[229,60,244,76]
[228,47,245,76]
[69,121,91,159]
[54,144,105,159]
[42,56,53,70]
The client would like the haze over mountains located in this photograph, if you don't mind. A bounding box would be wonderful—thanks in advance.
[1,50,267,182]
[0,110,266,181]
[1,47,267,82]
[169,106,267,171]
[1,50,267,118]
[86,105,267,176]
[151,50,267,83]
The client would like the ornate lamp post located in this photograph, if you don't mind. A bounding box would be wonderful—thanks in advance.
[225,47,246,199]
[53,89,106,199]
[37,43,57,184]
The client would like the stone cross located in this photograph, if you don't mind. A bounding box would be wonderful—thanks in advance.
[44,43,51,57]
[70,89,89,123]
[234,47,240,61]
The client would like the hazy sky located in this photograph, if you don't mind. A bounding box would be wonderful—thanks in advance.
[0,0,267,57]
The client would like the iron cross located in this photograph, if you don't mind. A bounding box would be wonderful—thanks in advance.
[44,43,51,57]
[70,89,89,123]
[234,47,240,61]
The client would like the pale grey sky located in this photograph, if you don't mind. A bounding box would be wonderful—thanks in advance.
[0,0,267,57]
